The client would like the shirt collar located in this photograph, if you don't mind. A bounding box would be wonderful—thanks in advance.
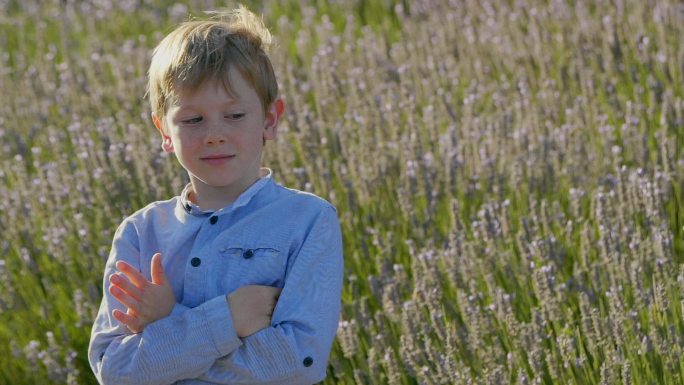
[179,168,273,216]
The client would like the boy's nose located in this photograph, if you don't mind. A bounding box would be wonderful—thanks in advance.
[205,137,226,145]
[205,123,227,145]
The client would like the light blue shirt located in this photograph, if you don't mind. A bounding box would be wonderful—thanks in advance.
[88,169,343,385]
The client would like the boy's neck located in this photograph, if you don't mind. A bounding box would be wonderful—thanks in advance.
[188,175,261,212]
[188,178,258,211]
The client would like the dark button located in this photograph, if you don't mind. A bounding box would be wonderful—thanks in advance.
[190,257,201,267]
[209,216,218,225]
[243,249,254,259]
[184,203,192,212]
[303,357,313,367]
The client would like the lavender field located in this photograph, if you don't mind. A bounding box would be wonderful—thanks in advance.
[1,0,683,384]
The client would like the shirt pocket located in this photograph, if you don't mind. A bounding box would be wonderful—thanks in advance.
[218,245,286,288]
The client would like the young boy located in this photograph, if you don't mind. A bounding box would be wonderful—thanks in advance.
[88,6,343,385]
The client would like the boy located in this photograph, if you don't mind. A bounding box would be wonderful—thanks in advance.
[88,6,343,385]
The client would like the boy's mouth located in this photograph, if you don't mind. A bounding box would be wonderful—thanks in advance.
[200,154,235,165]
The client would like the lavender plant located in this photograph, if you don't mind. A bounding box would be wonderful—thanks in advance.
[0,0,682,384]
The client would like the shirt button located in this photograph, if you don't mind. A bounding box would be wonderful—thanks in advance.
[190,257,201,267]
[184,203,192,212]
[303,357,313,367]
[209,216,218,225]
[243,249,254,259]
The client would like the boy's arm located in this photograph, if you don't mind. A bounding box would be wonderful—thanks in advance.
[88,220,245,385]
[110,256,280,337]
[192,205,344,385]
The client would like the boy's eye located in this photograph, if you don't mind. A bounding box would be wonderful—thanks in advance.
[226,113,245,120]
[181,117,203,124]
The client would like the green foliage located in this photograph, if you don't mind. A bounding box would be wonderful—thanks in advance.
[1,0,683,384]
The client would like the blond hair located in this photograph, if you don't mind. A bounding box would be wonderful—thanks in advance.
[147,5,278,119]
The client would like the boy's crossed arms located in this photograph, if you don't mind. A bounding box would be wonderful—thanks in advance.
[108,252,279,337]
[91,201,343,385]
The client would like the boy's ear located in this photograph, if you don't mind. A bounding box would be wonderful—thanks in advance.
[152,113,174,153]
[263,98,284,141]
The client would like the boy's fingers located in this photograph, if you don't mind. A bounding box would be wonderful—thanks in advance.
[112,309,141,333]
[116,260,147,288]
[109,273,142,299]
[112,309,136,325]
[150,253,168,285]
[109,285,140,312]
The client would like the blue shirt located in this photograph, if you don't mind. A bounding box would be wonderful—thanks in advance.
[88,170,343,385]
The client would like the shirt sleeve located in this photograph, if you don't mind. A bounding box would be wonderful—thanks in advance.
[88,219,244,385]
[190,204,344,385]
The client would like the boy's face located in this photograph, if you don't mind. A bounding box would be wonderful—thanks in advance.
[153,67,283,195]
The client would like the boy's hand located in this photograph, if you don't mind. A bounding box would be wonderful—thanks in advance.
[109,253,175,334]
[227,285,282,338]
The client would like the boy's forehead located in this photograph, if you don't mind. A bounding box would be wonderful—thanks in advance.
[174,68,252,100]
[166,71,261,112]
[172,81,238,102]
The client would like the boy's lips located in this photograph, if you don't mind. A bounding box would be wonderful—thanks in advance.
[200,154,235,165]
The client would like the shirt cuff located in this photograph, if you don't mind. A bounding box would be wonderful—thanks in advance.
[202,295,242,356]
